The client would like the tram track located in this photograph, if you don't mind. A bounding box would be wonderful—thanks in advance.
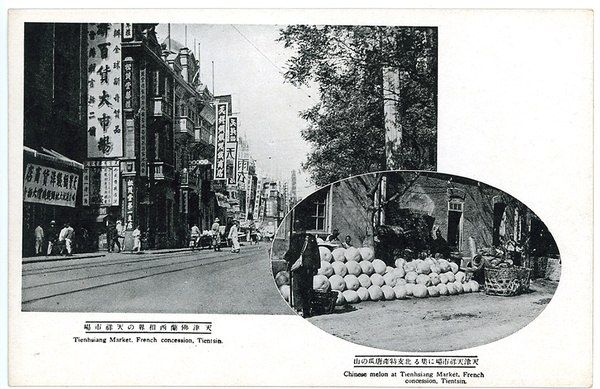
[22,249,218,276]
[21,246,265,305]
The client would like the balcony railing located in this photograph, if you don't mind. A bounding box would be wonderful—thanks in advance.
[152,162,175,181]
[194,126,214,146]
[176,116,195,137]
[152,97,173,119]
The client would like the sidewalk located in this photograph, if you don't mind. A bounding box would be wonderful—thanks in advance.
[21,247,196,264]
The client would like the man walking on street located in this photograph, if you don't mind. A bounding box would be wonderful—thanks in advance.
[59,222,74,256]
[190,224,201,250]
[132,225,141,252]
[211,218,222,251]
[34,224,44,255]
[228,220,240,253]
[46,220,58,256]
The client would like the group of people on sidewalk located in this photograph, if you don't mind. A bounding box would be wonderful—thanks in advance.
[106,219,141,253]
[33,220,75,257]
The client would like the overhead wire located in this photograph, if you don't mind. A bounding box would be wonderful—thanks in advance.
[229,24,317,103]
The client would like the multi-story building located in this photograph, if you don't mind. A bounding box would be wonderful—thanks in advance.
[22,22,244,254]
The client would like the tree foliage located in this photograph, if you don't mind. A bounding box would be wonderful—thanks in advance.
[278,25,437,187]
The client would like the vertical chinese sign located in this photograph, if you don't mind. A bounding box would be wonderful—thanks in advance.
[83,161,120,206]
[87,23,123,158]
[139,67,147,177]
[237,159,251,220]
[125,178,135,230]
[253,180,261,222]
[214,103,228,180]
[226,117,238,185]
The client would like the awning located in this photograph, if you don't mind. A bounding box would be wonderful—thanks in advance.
[24,146,84,170]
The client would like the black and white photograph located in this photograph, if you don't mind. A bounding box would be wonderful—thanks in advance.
[6,7,593,388]
[271,170,560,352]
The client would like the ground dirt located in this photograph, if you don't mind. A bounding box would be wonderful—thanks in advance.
[306,278,558,352]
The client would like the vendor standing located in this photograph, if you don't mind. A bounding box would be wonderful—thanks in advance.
[284,219,320,318]
[431,225,451,259]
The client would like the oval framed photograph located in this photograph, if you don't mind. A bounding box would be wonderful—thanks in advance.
[270,170,560,352]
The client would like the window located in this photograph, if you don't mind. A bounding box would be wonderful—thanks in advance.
[152,70,160,96]
[293,187,328,233]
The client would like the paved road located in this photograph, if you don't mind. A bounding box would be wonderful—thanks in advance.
[21,245,294,315]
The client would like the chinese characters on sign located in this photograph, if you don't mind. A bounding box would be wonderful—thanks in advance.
[87,23,123,158]
[226,116,239,185]
[226,143,238,185]
[237,158,247,185]
[123,23,133,39]
[214,103,228,180]
[125,178,135,229]
[23,164,79,208]
[83,160,120,206]
[228,116,238,143]
[139,67,148,177]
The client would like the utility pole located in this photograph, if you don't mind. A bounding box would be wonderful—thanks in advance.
[383,66,402,170]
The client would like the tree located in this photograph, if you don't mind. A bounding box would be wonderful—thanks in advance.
[278,25,437,187]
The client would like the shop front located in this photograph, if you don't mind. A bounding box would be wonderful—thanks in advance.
[22,147,85,256]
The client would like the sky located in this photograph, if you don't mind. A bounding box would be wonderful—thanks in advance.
[154,23,317,197]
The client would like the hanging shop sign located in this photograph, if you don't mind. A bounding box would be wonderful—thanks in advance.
[253,181,261,221]
[228,116,238,143]
[83,160,120,206]
[237,158,248,185]
[139,66,148,177]
[87,23,123,158]
[226,117,238,185]
[214,103,228,180]
[226,142,238,185]
[23,163,79,208]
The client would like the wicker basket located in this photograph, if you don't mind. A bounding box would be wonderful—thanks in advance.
[484,266,531,296]
[309,290,338,315]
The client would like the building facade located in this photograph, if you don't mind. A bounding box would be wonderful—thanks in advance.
[22,22,256,254]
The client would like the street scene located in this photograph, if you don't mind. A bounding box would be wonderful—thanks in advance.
[271,171,561,351]
[22,242,292,314]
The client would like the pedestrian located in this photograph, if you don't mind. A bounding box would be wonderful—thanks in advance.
[116,220,125,251]
[254,231,261,246]
[34,224,44,255]
[284,219,321,318]
[190,223,201,250]
[107,218,120,253]
[132,225,141,252]
[228,220,240,253]
[59,222,74,256]
[46,220,58,256]
[211,218,222,251]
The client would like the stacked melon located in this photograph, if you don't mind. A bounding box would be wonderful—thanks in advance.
[314,246,480,305]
